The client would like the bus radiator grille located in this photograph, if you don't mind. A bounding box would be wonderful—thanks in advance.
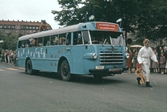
[99,51,123,65]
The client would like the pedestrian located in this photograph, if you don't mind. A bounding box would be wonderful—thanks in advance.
[157,46,163,73]
[126,49,133,73]
[152,49,158,73]
[132,49,138,71]
[163,47,167,74]
[159,53,166,74]
[137,39,158,87]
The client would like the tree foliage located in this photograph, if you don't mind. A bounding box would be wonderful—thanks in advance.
[135,0,167,40]
[52,0,167,42]
[0,30,18,50]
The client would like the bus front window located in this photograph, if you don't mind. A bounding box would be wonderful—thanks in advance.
[89,31,125,46]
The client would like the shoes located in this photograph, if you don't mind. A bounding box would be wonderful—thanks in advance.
[146,82,152,87]
[137,77,141,85]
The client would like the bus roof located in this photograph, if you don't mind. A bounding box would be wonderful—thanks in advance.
[18,21,122,41]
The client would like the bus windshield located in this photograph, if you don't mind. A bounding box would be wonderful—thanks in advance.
[88,31,125,46]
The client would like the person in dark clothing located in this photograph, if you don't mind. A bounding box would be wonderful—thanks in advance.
[163,47,167,74]
[157,46,163,73]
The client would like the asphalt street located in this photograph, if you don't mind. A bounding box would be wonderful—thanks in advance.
[0,62,167,112]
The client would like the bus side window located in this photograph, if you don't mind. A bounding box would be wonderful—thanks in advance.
[44,36,50,46]
[66,33,71,45]
[59,33,66,45]
[73,31,82,45]
[73,32,77,45]
[18,41,22,48]
[25,39,30,47]
[51,35,59,45]
[38,38,43,46]
[60,37,64,45]
[29,37,36,47]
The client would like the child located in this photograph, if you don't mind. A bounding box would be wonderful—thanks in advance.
[160,53,166,74]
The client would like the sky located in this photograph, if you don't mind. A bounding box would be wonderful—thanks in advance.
[0,0,61,29]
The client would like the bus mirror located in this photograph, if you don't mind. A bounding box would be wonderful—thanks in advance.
[127,38,132,44]
[78,34,82,39]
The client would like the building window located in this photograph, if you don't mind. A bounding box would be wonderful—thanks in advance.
[21,26,24,29]
[33,30,36,33]
[8,25,11,28]
[4,25,6,28]
[36,26,39,29]
[0,25,2,28]
[12,25,15,29]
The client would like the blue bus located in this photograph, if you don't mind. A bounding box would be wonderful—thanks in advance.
[16,21,129,81]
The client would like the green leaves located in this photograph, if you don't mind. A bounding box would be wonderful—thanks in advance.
[53,0,167,41]
[0,30,18,50]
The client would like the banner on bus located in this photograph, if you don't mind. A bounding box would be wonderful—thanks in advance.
[96,22,119,31]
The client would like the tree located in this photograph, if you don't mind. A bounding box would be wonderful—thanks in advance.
[52,0,84,26]
[135,0,167,40]
[0,30,18,50]
[52,0,167,42]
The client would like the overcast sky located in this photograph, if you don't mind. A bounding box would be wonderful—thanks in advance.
[0,0,61,29]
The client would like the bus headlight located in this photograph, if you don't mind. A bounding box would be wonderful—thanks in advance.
[93,53,98,59]
[126,53,129,58]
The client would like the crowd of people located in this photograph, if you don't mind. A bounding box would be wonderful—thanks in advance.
[126,45,167,75]
[0,49,17,65]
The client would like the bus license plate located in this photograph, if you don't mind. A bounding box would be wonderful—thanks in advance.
[95,66,104,70]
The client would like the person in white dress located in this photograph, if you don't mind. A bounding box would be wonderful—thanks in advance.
[137,39,158,87]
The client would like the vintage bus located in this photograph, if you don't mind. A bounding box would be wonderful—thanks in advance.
[16,21,129,81]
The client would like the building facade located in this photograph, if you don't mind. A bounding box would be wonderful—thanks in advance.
[0,20,52,35]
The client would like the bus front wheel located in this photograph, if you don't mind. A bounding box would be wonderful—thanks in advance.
[60,60,71,81]
[26,59,34,75]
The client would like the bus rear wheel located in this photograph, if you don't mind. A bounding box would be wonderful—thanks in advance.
[26,59,34,75]
[60,60,71,81]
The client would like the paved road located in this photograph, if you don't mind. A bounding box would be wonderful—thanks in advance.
[0,62,167,112]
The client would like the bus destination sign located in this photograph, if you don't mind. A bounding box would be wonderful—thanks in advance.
[96,22,118,31]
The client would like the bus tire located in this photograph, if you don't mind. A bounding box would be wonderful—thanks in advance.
[60,60,71,81]
[26,59,34,75]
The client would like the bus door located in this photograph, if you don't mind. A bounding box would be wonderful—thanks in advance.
[82,30,96,74]
[69,31,85,74]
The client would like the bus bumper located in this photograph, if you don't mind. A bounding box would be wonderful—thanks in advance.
[89,68,127,75]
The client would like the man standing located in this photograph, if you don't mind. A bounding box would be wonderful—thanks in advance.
[137,39,158,87]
